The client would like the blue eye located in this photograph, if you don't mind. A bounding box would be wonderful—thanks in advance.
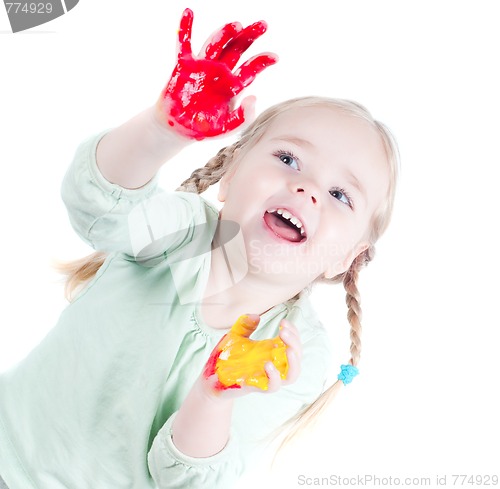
[274,150,299,170]
[330,187,354,209]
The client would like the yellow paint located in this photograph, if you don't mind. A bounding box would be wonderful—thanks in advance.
[215,314,289,390]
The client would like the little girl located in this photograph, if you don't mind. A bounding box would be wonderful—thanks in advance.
[0,8,398,489]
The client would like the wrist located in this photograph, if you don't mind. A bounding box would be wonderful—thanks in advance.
[195,375,235,408]
[172,375,234,458]
[149,104,195,147]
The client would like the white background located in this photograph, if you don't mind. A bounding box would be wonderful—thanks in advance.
[1,1,499,487]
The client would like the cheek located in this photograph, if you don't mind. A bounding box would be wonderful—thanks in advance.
[227,165,280,205]
[318,213,365,259]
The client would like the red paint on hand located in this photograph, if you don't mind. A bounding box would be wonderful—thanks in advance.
[158,8,278,140]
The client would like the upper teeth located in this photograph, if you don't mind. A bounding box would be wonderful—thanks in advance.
[269,208,306,235]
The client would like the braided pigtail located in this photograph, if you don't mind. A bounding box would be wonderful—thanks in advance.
[272,247,375,452]
[343,246,374,368]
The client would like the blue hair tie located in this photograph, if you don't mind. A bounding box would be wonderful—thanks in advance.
[337,364,359,385]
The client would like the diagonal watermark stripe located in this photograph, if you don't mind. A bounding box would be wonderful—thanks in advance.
[128,194,249,305]
[3,0,79,33]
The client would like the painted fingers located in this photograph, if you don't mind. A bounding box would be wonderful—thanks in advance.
[159,8,278,139]
[203,314,302,398]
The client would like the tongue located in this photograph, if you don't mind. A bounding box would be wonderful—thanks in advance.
[264,212,302,242]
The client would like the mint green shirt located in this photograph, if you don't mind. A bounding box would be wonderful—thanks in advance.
[0,132,331,489]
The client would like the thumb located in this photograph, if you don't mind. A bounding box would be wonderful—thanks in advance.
[236,95,256,131]
[240,95,256,120]
[230,313,260,338]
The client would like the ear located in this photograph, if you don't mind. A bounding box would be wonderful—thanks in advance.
[217,149,240,203]
[323,242,370,279]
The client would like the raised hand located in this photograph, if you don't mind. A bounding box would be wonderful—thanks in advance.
[203,314,301,393]
[157,8,278,140]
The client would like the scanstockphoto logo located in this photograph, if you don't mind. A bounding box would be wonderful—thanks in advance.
[3,0,78,32]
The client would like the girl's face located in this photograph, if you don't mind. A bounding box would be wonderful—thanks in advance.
[218,106,389,288]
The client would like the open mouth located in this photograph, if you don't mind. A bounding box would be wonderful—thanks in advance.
[263,208,307,243]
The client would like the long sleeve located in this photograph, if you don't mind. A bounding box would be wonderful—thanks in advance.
[148,413,243,489]
[60,131,218,264]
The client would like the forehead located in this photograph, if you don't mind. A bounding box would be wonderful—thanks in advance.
[264,105,381,152]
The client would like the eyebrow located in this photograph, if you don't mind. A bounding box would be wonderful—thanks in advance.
[344,169,367,202]
[270,136,314,149]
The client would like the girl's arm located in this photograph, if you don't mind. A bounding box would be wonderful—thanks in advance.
[148,317,330,489]
[171,378,235,457]
[95,107,191,190]
[171,317,301,458]
[96,7,277,191]
[62,8,275,260]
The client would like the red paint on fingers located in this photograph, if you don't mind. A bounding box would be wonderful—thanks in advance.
[202,22,243,60]
[177,8,194,57]
[158,9,278,140]
[218,21,268,70]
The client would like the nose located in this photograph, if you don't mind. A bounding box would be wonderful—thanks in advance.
[294,185,318,205]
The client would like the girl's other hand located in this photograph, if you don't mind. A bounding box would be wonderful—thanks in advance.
[157,8,278,140]
[202,315,302,400]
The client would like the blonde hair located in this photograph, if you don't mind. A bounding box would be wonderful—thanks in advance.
[56,96,399,445]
